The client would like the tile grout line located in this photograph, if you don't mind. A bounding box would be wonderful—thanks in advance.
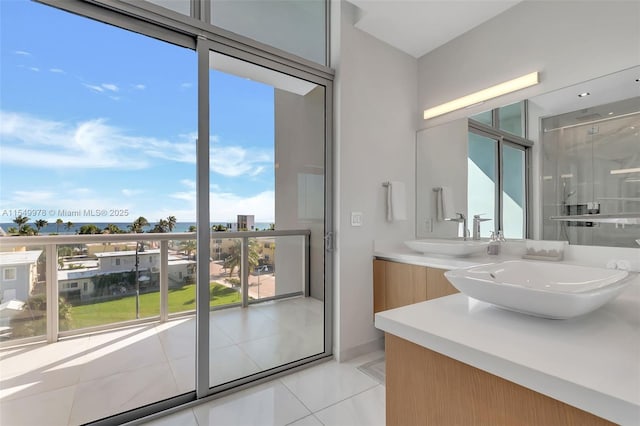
[311,382,382,418]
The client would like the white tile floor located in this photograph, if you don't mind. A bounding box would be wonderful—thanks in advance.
[141,350,386,426]
[0,297,331,426]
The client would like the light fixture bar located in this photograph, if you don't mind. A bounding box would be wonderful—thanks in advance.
[423,72,539,120]
[610,167,640,175]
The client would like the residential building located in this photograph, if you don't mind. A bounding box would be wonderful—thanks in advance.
[58,249,195,301]
[0,250,42,302]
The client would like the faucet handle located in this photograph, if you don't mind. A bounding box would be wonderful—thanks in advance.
[473,214,491,222]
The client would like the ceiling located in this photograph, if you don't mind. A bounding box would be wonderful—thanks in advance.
[346,0,522,58]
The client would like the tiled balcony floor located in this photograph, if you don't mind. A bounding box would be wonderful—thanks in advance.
[0,297,325,425]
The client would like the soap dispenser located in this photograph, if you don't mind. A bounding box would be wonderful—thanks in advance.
[487,231,500,255]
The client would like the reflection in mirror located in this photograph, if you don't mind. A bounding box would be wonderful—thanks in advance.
[417,65,640,247]
[539,96,640,247]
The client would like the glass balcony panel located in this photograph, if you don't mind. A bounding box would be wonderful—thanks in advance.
[59,240,160,332]
[0,246,46,342]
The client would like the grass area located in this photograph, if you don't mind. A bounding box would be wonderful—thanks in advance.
[62,282,240,331]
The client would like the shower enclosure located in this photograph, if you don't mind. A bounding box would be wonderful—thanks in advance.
[541,97,640,247]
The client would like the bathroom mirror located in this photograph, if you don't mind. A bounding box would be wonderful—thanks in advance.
[416,65,640,248]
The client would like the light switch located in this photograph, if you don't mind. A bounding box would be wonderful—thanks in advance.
[351,212,363,227]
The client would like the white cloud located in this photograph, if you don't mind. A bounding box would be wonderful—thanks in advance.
[180,179,196,190]
[50,68,65,74]
[166,180,274,222]
[180,82,193,89]
[14,50,31,56]
[29,67,39,72]
[122,189,143,197]
[134,84,146,90]
[102,83,119,92]
[0,187,134,223]
[0,110,196,170]
[84,83,104,93]
[211,146,271,177]
[10,190,56,203]
[210,190,274,222]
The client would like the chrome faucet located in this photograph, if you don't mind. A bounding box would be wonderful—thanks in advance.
[472,214,491,240]
[445,212,470,240]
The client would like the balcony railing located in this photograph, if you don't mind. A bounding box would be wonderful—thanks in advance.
[0,230,310,347]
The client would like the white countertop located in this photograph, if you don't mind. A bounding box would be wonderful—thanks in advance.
[375,277,640,425]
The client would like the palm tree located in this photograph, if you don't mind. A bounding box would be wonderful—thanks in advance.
[151,218,169,233]
[180,240,197,260]
[167,216,177,232]
[34,219,48,235]
[65,221,74,233]
[55,218,63,233]
[212,224,227,232]
[13,215,29,234]
[188,225,197,232]
[79,224,101,234]
[224,239,260,278]
[20,224,35,236]
[128,216,149,233]
[104,223,124,234]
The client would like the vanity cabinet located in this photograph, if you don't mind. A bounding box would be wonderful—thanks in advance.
[373,259,458,313]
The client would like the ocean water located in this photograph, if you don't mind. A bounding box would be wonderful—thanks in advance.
[0,222,274,235]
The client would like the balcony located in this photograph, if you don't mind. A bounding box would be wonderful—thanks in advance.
[0,230,322,424]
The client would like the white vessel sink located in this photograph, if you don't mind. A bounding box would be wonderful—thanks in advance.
[444,260,631,319]
[404,239,489,257]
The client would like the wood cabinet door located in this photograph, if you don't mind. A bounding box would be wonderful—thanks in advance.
[426,267,458,300]
[385,261,427,310]
[373,259,386,314]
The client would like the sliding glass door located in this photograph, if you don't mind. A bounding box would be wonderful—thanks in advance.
[194,41,330,396]
[1,1,332,423]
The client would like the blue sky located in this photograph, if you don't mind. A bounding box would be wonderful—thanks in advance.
[0,0,275,224]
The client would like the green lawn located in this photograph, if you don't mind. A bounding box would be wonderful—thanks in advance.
[62,282,240,331]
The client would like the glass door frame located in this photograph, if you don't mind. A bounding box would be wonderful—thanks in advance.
[196,36,334,398]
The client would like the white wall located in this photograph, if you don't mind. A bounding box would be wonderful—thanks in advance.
[418,1,640,129]
[331,0,418,360]
[274,86,326,298]
[416,118,469,238]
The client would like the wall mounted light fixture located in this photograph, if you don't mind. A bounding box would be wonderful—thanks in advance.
[423,71,539,120]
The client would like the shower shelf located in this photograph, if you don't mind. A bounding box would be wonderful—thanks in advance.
[550,213,640,224]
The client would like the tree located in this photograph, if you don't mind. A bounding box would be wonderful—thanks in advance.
[128,216,149,233]
[212,224,227,232]
[78,224,102,234]
[55,218,63,233]
[6,227,18,234]
[13,215,29,234]
[180,240,197,260]
[104,223,124,234]
[65,221,74,233]
[34,219,48,235]
[188,225,197,232]
[167,215,177,232]
[224,239,259,278]
[20,224,35,236]
[151,218,169,233]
